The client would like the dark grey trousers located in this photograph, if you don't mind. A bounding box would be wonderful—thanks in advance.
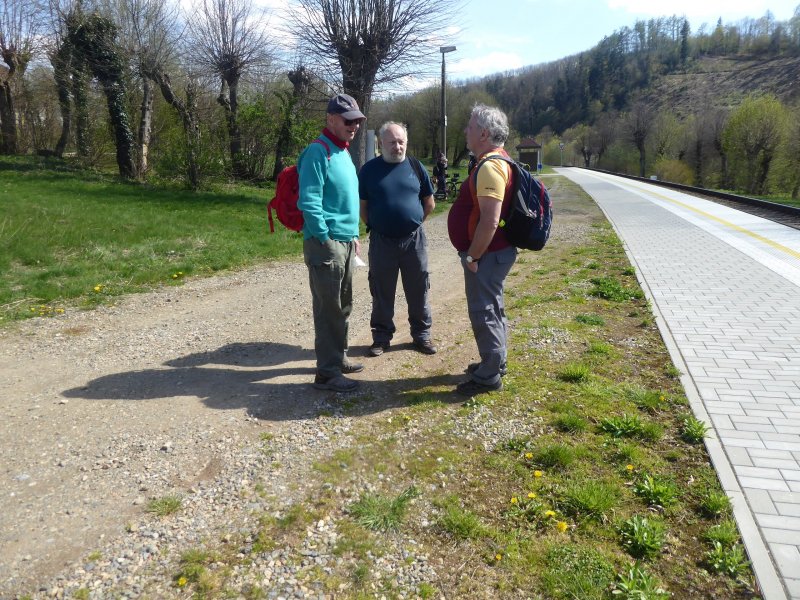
[462,245,517,385]
[368,227,432,345]
[304,238,355,378]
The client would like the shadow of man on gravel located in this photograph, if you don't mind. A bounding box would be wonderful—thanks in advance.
[62,342,467,421]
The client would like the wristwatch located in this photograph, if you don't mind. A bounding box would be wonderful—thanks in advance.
[466,255,478,264]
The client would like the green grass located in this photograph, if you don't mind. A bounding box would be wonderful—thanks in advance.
[145,495,182,517]
[348,486,419,532]
[0,156,300,323]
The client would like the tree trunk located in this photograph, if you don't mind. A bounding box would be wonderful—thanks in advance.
[137,77,154,178]
[217,77,245,179]
[101,78,136,179]
[53,45,73,158]
[0,82,17,154]
[147,68,201,190]
[72,60,90,158]
[638,147,646,177]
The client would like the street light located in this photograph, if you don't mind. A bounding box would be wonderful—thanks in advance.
[439,45,456,163]
[559,142,565,167]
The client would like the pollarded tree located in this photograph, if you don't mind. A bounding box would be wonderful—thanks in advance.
[0,0,41,154]
[287,0,458,167]
[187,0,272,179]
[722,93,787,195]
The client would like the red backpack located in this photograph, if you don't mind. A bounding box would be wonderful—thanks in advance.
[267,139,331,233]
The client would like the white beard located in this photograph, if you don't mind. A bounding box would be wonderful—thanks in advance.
[383,152,406,164]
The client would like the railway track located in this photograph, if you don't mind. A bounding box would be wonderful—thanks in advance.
[580,167,800,230]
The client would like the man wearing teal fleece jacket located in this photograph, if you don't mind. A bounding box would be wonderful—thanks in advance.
[298,94,366,393]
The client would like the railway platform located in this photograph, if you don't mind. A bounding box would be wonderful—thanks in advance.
[559,168,800,600]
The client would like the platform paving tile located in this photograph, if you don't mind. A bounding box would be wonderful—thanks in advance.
[772,545,800,578]
[737,466,785,480]
[776,503,800,517]
[745,488,779,514]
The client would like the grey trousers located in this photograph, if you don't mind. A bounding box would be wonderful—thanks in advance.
[462,245,517,385]
[304,238,355,378]
[368,227,432,344]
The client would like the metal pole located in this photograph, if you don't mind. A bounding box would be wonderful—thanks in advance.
[441,53,446,162]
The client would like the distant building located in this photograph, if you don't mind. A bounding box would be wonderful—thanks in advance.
[516,137,542,171]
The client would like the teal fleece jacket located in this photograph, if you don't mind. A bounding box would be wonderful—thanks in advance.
[297,132,360,242]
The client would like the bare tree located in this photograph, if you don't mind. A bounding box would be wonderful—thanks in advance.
[287,0,456,167]
[104,0,181,177]
[187,0,272,179]
[0,0,41,154]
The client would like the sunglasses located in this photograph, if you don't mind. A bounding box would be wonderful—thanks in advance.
[342,116,362,126]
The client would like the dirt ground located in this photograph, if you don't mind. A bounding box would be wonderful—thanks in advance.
[0,210,482,595]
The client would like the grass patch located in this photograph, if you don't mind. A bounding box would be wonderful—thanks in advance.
[145,495,182,517]
[540,544,615,600]
[560,481,620,522]
[0,157,299,324]
[348,486,419,532]
[558,363,591,382]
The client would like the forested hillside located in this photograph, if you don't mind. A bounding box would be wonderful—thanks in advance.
[378,9,800,198]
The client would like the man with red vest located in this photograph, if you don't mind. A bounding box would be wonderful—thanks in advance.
[447,104,516,395]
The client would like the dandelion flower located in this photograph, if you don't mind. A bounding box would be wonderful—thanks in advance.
[172,274,178,279]
[545,510,556,518]
[525,452,533,459]
[527,492,537,499]
[534,470,543,478]
[626,464,634,471]
[556,521,568,533]
[177,576,188,587]
[94,285,102,292]
[495,553,502,561]
[510,497,518,504]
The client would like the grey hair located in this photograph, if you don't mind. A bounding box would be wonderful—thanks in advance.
[471,103,508,146]
[378,121,408,139]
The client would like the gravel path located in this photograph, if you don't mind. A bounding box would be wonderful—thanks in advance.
[0,212,472,599]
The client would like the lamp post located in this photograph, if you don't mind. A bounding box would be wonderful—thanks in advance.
[439,45,456,162]
[559,142,565,167]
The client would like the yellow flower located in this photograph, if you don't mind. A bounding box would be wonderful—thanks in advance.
[626,464,634,471]
[556,521,568,533]
[534,470,543,478]
[527,492,537,499]
[172,274,178,279]
[545,510,556,518]
[93,285,102,292]
[177,576,188,587]
[525,452,533,459]
[510,497,518,504]
[495,553,502,561]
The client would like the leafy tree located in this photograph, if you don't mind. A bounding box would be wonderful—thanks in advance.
[722,93,787,194]
[66,9,136,179]
[626,101,653,177]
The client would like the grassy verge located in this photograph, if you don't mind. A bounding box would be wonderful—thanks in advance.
[1,156,300,324]
[139,175,758,598]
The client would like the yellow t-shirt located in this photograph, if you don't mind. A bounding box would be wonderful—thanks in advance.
[475,153,511,201]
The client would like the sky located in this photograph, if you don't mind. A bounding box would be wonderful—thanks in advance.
[429,0,799,82]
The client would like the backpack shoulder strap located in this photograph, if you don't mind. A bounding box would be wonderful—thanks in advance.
[407,156,427,199]
[311,138,331,160]
[470,154,514,199]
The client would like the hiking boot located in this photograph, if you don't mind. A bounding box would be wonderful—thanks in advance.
[456,379,502,397]
[342,361,364,374]
[413,339,437,355]
[467,362,507,376]
[368,342,390,357]
[313,374,359,392]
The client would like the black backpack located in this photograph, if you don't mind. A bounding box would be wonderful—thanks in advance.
[473,155,553,251]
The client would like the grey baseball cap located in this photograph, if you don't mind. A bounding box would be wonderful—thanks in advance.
[327,94,366,120]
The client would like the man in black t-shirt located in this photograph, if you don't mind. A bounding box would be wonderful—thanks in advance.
[359,122,437,357]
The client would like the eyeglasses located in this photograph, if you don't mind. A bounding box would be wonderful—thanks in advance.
[342,117,362,126]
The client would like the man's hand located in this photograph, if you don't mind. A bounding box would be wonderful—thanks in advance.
[466,259,479,273]
[355,238,361,256]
